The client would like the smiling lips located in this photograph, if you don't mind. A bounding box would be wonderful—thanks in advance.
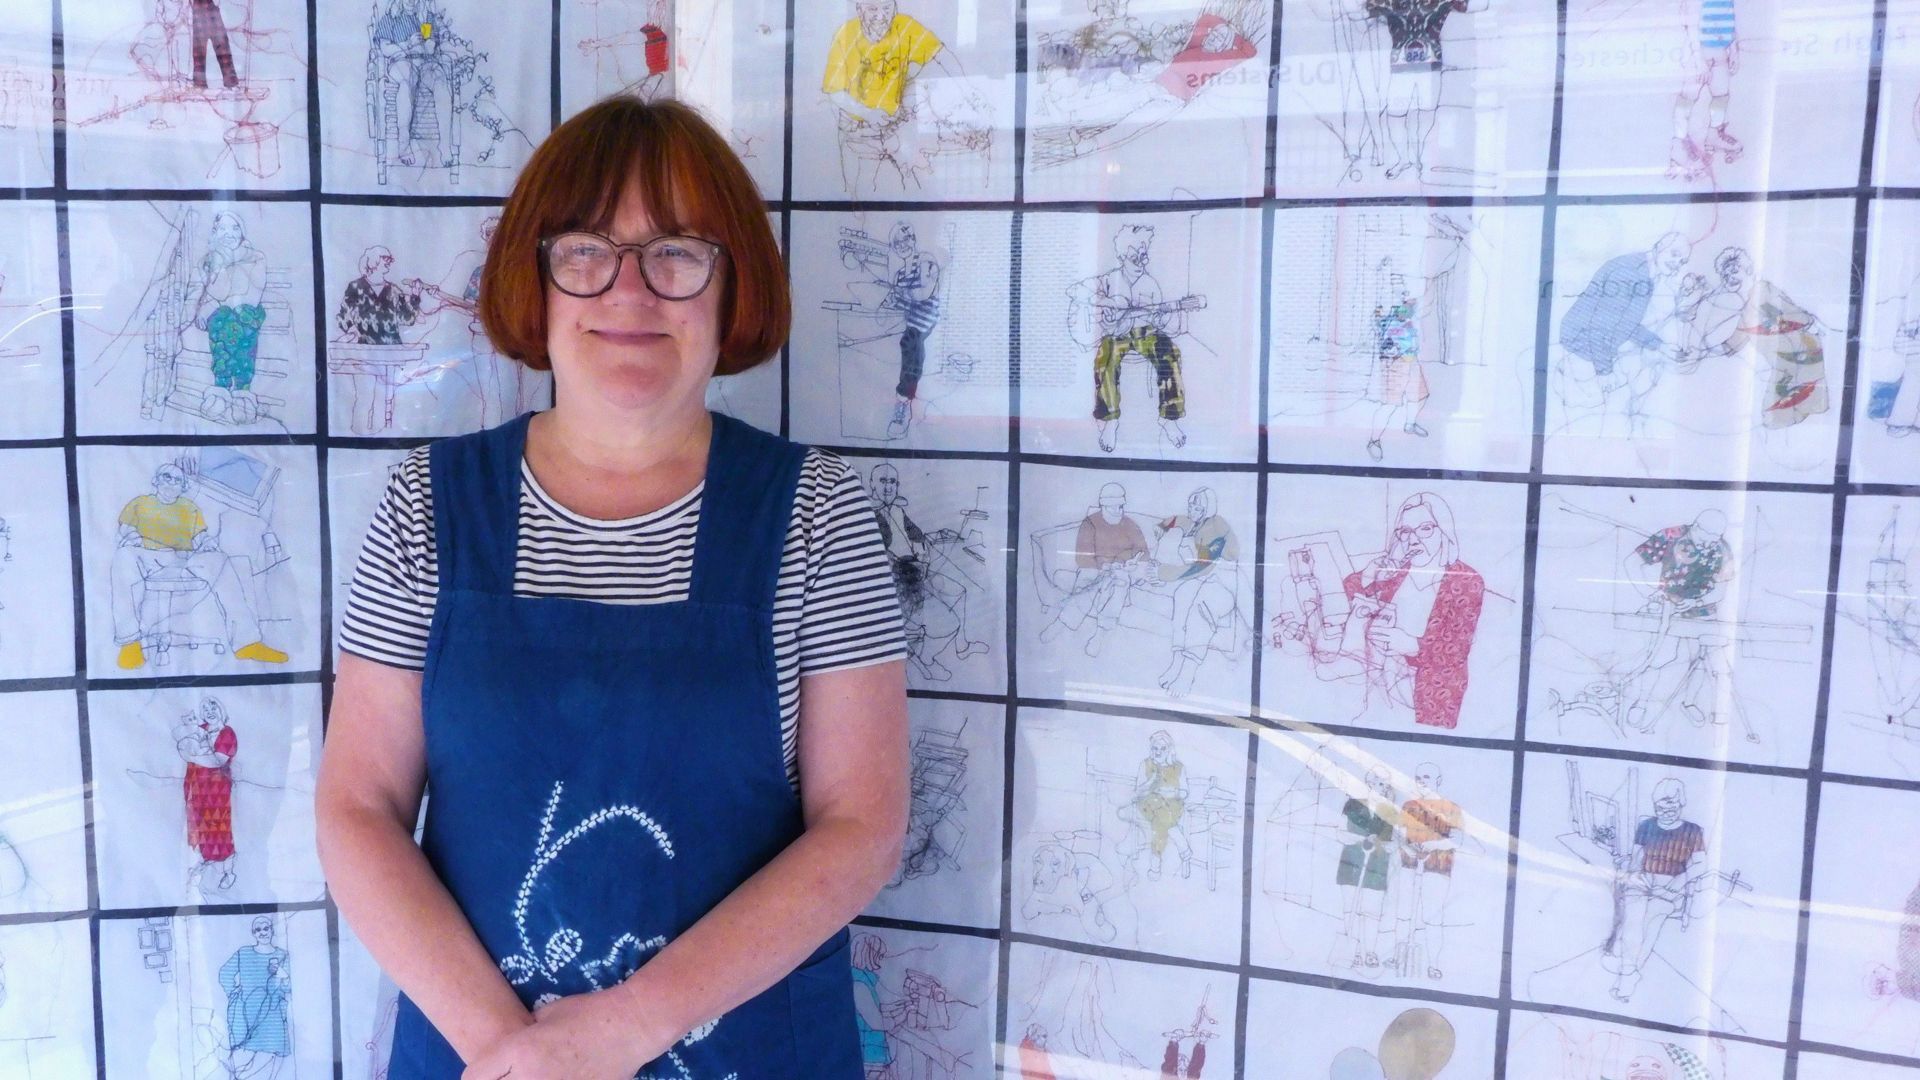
[590,328,667,345]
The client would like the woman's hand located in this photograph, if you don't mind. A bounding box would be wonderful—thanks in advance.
[459,991,664,1080]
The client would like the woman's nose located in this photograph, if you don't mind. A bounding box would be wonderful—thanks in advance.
[604,250,661,305]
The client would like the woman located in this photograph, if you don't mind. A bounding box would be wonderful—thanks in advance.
[1345,492,1484,730]
[316,97,909,1079]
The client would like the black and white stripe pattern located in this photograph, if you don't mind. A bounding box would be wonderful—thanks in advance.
[340,444,908,785]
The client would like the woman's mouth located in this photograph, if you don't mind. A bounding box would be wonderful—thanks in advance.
[591,328,666,346]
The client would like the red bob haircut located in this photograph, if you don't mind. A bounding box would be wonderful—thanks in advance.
[478,96,787,376]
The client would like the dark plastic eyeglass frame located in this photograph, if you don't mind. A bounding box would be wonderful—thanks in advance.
[537,230,727,301]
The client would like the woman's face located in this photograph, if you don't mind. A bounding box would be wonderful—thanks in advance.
[544,181,725,417]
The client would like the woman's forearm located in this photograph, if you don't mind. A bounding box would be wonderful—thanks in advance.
[608,811,903,1055]
[318,805,531,1060]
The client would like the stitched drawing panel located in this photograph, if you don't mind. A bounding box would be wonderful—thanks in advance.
[0,200,68,441]
[98,909,333,1080]
[843,453,1009,697]
[1018,208,1263,463]
[1244,978,1500,1079]
[1023,0,1274,202]
[70,199,318,437]
[1502,1011,1786,1079]
[1543,198,1852,484]
[0,6,55,189]
[1853,198,1920,486]
[788,208,1013,453]
[792,0,1017,203]
[75,443,323,681]
[1006,941,1239,1079]
[0,916,98,1079]
[0,448,76,682]
[646,0,788,199]
[1557,0,1874,196]
[1270,0,1558,198]
[1248,730,1515,996]
[319,203,553,437]
[1527,484,1831,769]
[0,690,89,918]
[1260,473,1527,740]
[1797,780,1920,1062]
[862,697,1005,930]
[61,0,311,191]
[86,682,325,910]
[1011,707,1250,965]
[1017,462,1257,716]
[315,0,550,195]
[1511,752,1806,1040]
[1265,203,1543,472]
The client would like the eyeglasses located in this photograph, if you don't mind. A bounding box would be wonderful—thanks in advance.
[539,231,725,301]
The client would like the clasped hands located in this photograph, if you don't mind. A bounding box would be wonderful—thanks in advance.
[461,988,677,1080]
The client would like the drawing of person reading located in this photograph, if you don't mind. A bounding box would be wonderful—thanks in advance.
[1605,778,1709,1003]
[110,462,288,670]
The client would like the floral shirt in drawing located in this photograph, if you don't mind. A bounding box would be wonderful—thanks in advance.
[1634,526,1730,616]
[1343,561,1485,730]
[336,277,422,346]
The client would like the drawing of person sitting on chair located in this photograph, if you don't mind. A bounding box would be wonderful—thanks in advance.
[110,462,288,670]
[1604,778,1709,1004]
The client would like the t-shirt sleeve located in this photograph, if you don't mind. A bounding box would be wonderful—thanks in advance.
[905,20,944,66]
[338,448,436,670]
[794,451,908,675]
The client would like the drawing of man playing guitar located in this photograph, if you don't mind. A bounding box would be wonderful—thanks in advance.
[1067,223,1206,452]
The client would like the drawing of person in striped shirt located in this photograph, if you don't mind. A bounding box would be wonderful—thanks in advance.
[1670,0,1742,181]
[1605,777,1709,1002]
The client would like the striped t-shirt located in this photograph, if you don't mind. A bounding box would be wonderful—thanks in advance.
[339,443,908,785]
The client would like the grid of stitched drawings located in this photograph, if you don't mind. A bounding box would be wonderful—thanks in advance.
[2,1,1920,1077]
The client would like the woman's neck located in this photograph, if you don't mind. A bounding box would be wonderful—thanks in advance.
[537,395,710,476]
[524,397,713,521]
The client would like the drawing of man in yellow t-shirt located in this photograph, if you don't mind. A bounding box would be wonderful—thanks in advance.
[821,0,970,191]
[109,462,288,670]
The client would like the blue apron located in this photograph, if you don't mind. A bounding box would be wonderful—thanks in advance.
[387,411,863,1079]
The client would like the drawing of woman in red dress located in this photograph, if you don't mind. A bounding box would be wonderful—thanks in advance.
[178,696,240,891]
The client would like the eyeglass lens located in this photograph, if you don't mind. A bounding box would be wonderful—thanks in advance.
[546,233,716,299]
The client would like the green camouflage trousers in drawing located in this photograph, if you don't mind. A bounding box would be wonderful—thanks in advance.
[208,303,266,390]
[1093,327,1185,421]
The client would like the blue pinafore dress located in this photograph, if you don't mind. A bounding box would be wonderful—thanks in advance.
[387,412,863,1079]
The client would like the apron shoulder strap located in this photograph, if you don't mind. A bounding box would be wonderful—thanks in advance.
[428,413,530,595]
[691,413,806,610]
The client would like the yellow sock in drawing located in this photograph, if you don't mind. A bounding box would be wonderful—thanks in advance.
[235,641,288,664]
[116,642,145,669]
